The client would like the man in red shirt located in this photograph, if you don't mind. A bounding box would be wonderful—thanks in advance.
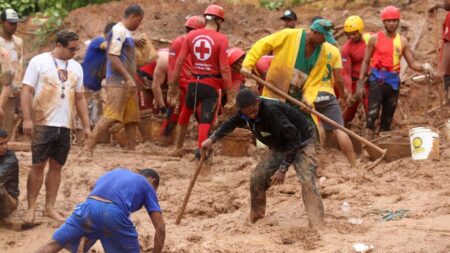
[168,4,233,158]
[340,15,370,127]
[161,16,205,139]
[357,6,432,139]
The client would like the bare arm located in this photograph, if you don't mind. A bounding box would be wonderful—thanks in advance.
[333,68,347,100]
[358,34,377,82]
[149,211,165,253]
[401,37,423,72]
[21,85,34,135]
[0,85,10,122]
[152,53,169,108]
[109,55,134,85]
[441,42,450,77]
[74,92,90,130]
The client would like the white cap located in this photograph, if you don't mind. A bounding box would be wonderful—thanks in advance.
[1,9,21,23]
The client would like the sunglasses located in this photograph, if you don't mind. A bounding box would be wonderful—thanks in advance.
[65,46,80,53]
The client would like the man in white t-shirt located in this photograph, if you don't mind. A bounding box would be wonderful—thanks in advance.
[84,4,144,156]
[21,30,91,224]
[0,9,23,137]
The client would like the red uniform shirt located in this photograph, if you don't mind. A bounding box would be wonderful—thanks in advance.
[341,39,366,90]
[174,28,232,90]
[168,35,192,88]
[255,55,273,78]
[371,31,402,73]
[443,12,450,42]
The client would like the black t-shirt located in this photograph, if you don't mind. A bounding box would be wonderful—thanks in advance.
[0,150,19,199]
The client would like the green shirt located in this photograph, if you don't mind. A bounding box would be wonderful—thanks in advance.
[294,30,321,75]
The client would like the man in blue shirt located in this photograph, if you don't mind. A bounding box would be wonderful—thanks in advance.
[82,22,115,127]
[34,168,165,253]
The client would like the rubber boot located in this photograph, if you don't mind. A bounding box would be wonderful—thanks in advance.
[172,124,188,157]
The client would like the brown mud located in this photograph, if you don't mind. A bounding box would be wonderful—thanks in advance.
[2,0,450,252]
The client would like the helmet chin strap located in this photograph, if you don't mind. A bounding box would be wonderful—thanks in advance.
[214,18,221,32]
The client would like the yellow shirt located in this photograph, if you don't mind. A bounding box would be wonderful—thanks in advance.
[318,43,342,95]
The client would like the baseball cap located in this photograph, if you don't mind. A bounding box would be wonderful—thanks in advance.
[0,9,21,23]
[280,10,297,21]
[310,18,336,44]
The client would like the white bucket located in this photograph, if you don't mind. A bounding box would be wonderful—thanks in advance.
[409,127,440,160]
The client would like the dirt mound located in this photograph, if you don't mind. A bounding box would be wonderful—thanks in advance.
[3,0,450,252]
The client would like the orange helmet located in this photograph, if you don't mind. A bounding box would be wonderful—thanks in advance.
[185,16,205,30]
[204,4,225,21]
[227,47,245,66]
[381,5,400,21]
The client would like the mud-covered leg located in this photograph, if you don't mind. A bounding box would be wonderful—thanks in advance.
[293,143,324,228]
[249,150,283,223]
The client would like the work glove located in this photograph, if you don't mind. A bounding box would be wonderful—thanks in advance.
[167,84,179,107]
[350,80,365,106]
[223,91,236,116]
[240,67,252,77]
[421,63,434,74]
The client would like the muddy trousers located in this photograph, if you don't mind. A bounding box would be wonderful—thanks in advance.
[0,187,17,219]
[366,81,399,131]
[250,143,324,225]
[178,83,218,149]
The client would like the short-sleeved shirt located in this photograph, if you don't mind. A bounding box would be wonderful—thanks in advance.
[89,168,161,216]
[0,35,23,91]
[169,35,193,87]
[106,22,136,86]
[443,12,450,42]
[318,44,342,95]
[82,36,107,91]
[0,150,19,199]
[22,52,84,128]
[179,28,232,90]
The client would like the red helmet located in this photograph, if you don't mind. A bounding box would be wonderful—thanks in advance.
[381,5,400,21]
[185,16,205,30]
[227,47,245,66]
[204,4,225,21]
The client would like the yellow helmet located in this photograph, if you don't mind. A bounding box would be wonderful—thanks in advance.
[344,15,364,34]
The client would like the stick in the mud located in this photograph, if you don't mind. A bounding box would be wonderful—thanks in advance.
[242,71,387,163]
[175,152,206,225]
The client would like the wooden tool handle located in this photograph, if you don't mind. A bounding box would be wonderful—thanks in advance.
[175,152,207,225]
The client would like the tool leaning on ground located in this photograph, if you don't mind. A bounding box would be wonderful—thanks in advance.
[175,152,207,225]
[241,71,387,166]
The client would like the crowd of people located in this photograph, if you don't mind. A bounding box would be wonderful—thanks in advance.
[0,1,448,252]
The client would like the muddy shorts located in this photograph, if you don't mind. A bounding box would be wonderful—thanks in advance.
[32,126,71,166]
[314,92,344,130]
[103,85,139,124]
[53,198,139,253]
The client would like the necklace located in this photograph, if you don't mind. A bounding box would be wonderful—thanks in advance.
[52,54,69,99]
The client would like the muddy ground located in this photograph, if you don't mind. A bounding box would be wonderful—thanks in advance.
[2,0,450,252]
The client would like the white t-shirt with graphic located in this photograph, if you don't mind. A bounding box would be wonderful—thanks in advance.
[23,52,84,129]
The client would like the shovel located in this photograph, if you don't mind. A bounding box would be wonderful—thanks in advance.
[242,71,387,165]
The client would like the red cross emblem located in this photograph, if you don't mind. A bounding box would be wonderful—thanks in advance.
[194,39,212,61]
